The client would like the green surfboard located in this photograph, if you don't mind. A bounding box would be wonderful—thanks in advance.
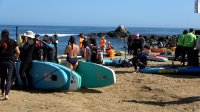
[61,61,116,88]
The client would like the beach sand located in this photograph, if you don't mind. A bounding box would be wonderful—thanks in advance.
[1,56,200,112]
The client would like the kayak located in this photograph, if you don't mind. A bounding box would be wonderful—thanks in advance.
[139,66,200,74]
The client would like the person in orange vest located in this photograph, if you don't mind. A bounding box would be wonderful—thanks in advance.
[79,33,85,48]
[79,33,85,57]
[106,42,115,59]
[100,36,106,52]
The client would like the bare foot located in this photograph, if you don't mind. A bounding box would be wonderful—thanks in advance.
[1,92,5,97]
[4,95,9,100]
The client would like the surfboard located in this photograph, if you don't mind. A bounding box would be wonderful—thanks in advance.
[15,61,68,90]
[47,62,81,91]
[61,61,116,88]
[147,55,168,62]
[139,66,200,74]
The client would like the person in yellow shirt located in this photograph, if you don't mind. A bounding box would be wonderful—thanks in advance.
[100,36,106,52]
[79,33,85,48]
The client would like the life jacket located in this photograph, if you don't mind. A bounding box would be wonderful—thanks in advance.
[90,45,103,64]
[100,38,106,48]
[79,38,84,48]
[107,48,115,59]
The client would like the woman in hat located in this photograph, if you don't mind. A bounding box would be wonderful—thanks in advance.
[19,31,35,90]
[0,29,20,100]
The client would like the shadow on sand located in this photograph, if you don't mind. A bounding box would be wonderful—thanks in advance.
[78,88,103,94]
[123,96,200,107]
[115,71,133,74]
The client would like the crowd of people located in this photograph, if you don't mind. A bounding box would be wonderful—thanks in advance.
[173,28,199,66]
[0,30,59,100]
[0,28,199,100]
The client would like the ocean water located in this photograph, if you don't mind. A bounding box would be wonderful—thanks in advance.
[0,25,186,54]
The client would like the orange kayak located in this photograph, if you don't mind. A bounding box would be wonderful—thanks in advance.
[151,48,167,53]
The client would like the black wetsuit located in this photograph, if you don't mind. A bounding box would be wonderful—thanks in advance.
[0,39,18,95]
[19,39,34,89]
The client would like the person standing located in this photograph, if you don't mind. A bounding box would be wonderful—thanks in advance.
[19,31,35,90]
[172,30,188,65]
[0,29,20,100]
[100,36,106,52]
[182,28,197,66]
[43,35,49,61]
[46,37,55,62]
[32,33,44,61]
[79,33,85,57]
[127,35,133,54]
[64,36,79,70]
[131,33,144,72]
[53,33,59,63]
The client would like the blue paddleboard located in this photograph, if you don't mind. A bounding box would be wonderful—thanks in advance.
[15,61,68,90]
[47,62,81,91]
[139,66,200,74]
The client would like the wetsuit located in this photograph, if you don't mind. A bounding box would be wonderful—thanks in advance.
[19,39,34,89]
[0,39,18,95]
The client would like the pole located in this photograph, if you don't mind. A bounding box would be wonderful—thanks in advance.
[124,37,126,59]
[16,26,19,43]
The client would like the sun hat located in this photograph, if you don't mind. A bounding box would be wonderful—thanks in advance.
[23,31,35,39]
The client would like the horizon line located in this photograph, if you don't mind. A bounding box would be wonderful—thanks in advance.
[0,24,197,29]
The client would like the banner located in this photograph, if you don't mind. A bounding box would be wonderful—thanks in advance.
[195,0,200,13]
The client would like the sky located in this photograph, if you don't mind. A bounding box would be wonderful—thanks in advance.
[0,0,200,28]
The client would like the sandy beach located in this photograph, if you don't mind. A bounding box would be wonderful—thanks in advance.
[0,56,200,112]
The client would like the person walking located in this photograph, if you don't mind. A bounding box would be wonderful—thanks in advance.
[0,29,20,100]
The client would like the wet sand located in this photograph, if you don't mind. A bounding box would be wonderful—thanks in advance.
[1,56,200,112]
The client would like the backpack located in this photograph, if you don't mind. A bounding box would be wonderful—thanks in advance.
[90,45,103,64]
[97,48,103,64]
[90,45,98,63]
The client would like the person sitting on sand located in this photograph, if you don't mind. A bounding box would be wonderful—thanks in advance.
[172,30,188,66]
[64,36,79,70]
[0,29,20,100]
[106,42,115,60]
